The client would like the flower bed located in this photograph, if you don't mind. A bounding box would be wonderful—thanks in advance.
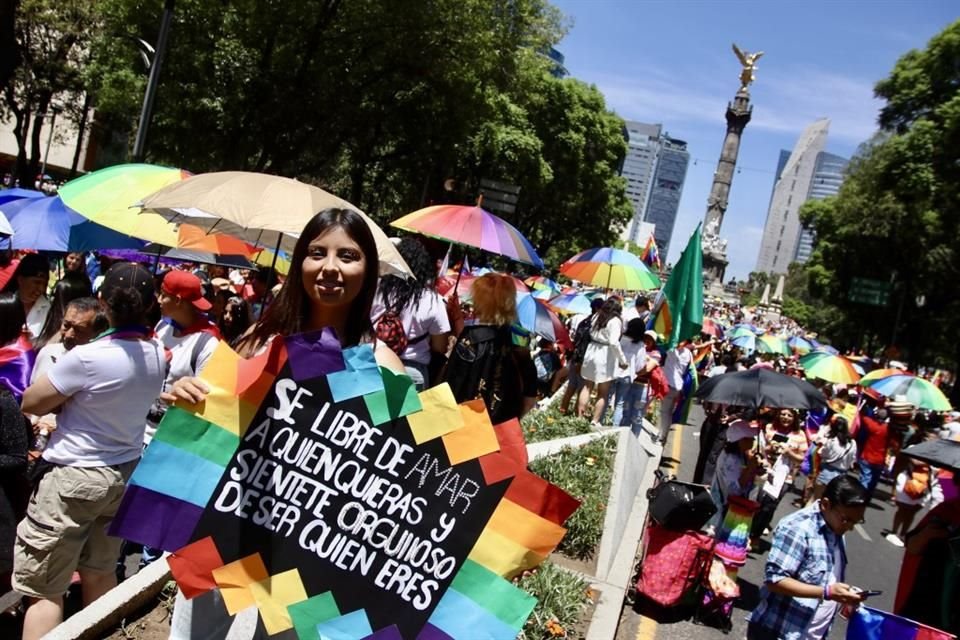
[528,434,618,561]
[517,561,595,640]
[521,406,593,443]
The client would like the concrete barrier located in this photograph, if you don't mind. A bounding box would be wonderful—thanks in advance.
[42,555,172,640]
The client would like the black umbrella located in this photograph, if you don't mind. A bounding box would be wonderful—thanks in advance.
[695,368,828,410]
[903,439,960,471]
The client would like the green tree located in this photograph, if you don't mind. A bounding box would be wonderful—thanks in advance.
[1,0,97,185]
[803,20,960,379]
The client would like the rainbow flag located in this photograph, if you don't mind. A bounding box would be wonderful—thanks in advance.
[649,224,703,348]
[641,235,661,271]
[847,607,955,640]
[0,333,35,401]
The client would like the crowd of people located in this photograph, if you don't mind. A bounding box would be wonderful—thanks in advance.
[0,202,957,639]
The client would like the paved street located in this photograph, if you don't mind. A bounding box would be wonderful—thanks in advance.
[617,404,905,640]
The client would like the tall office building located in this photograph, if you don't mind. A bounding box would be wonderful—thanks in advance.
[619,122,689,257]
[793,151,848,263]
[754,119,830,274]
[644,135,689,259]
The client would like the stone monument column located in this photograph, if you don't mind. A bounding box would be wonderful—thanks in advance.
[702,44,763,286]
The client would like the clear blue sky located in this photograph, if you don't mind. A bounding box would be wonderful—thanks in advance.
[550,0,957,280]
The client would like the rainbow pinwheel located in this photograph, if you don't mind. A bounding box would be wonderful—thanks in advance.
[546,292,592,315]
[860,372,951,411]
[799,351,862,384]
[391,203,543,268]
[559,247,660,291]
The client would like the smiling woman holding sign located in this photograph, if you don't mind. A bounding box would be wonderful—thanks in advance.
[167,208,406,638]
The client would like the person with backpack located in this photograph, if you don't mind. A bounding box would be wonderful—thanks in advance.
[533,338,563,398]
[577,298,628,426]
[442,273,537,423]
[371,238,450,390]
[558,297,604,416]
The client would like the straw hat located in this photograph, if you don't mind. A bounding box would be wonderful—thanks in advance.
[887,394,914,417]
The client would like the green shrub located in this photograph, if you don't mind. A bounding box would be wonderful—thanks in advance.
[527,435,617,559]
[517,561,593,640]
[521,407,593,443]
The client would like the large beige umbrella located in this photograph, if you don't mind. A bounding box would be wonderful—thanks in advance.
[139,172,411,277]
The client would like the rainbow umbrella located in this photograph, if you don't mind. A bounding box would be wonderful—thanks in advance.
[437,272,475,298]
[517,293,571,347]
[547,292,592,315]
[525,275,561,293]
[390,203,543,268]
[757,334,791,357]
[532,288,554,301]
[788,336,814,354]
[559,247,659,291]
[730,325,759,340]
[860,373,951,411]
[0,196,144,251]
[799,352,862,384]
[702,318,725,339]
[860,368,906,384]
[58,163,192,247]
[0,188,44,206]
[731,333,756,352]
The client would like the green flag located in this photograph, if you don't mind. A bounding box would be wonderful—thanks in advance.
[651,224,704,348]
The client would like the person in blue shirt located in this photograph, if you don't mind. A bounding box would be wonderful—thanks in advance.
[748,475,868,640]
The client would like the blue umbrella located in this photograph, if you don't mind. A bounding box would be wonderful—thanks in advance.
[0,188,44,205]
[0,196,144,252]
[516,293,570,345]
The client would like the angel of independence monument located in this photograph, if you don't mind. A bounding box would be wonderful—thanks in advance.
[702,44,763,297]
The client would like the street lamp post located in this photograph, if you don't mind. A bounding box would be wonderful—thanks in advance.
[132,0,175,162]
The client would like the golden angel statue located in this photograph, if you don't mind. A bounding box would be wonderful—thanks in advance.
[732,43,764,91]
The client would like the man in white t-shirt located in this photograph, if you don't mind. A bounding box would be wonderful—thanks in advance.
[16,263,166,640]
[621,295,651,327]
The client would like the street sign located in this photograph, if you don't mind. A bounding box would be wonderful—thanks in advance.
[848,277,891,307]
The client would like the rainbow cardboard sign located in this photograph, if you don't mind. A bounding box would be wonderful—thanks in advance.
[109,329,579,639]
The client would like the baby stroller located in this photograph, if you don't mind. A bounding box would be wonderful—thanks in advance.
[631,471,717,613]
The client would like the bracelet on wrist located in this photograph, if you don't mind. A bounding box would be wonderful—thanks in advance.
[823,584,831,601]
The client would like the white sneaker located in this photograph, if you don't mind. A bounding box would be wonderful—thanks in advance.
[885,533,904,547]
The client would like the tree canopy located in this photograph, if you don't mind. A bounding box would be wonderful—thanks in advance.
[75,0,631,259]
[802,19,960,375]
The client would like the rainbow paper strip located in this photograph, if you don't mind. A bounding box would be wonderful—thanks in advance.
[714,496,759,567]
[848,606,956,640]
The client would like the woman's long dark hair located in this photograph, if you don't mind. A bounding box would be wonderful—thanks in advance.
[829,416,851,447]
[219,295,252,347]
[378,237,434,315]
[248,208,379,348]
[0,293,25,346]
[35,272,93,349]
[0,253,49,294]
[593,298,623,330]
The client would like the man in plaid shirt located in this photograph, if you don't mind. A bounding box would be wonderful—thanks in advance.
[748,475,868,639]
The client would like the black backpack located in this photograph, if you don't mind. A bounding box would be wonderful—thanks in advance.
[444,325,523,424]
[571,313,595,364]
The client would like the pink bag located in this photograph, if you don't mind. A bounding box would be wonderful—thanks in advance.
[636,525,714,607]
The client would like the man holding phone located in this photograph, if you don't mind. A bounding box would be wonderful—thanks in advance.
[747,475,868,639]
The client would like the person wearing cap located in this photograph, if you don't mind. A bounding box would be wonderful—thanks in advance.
[16,263,165,640]
[707,415,765,531]
[148,270,221,445]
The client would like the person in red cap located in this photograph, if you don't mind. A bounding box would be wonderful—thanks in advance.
[150,269,221,443]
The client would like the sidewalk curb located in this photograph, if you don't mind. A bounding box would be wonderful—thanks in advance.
[43,555,172,640]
